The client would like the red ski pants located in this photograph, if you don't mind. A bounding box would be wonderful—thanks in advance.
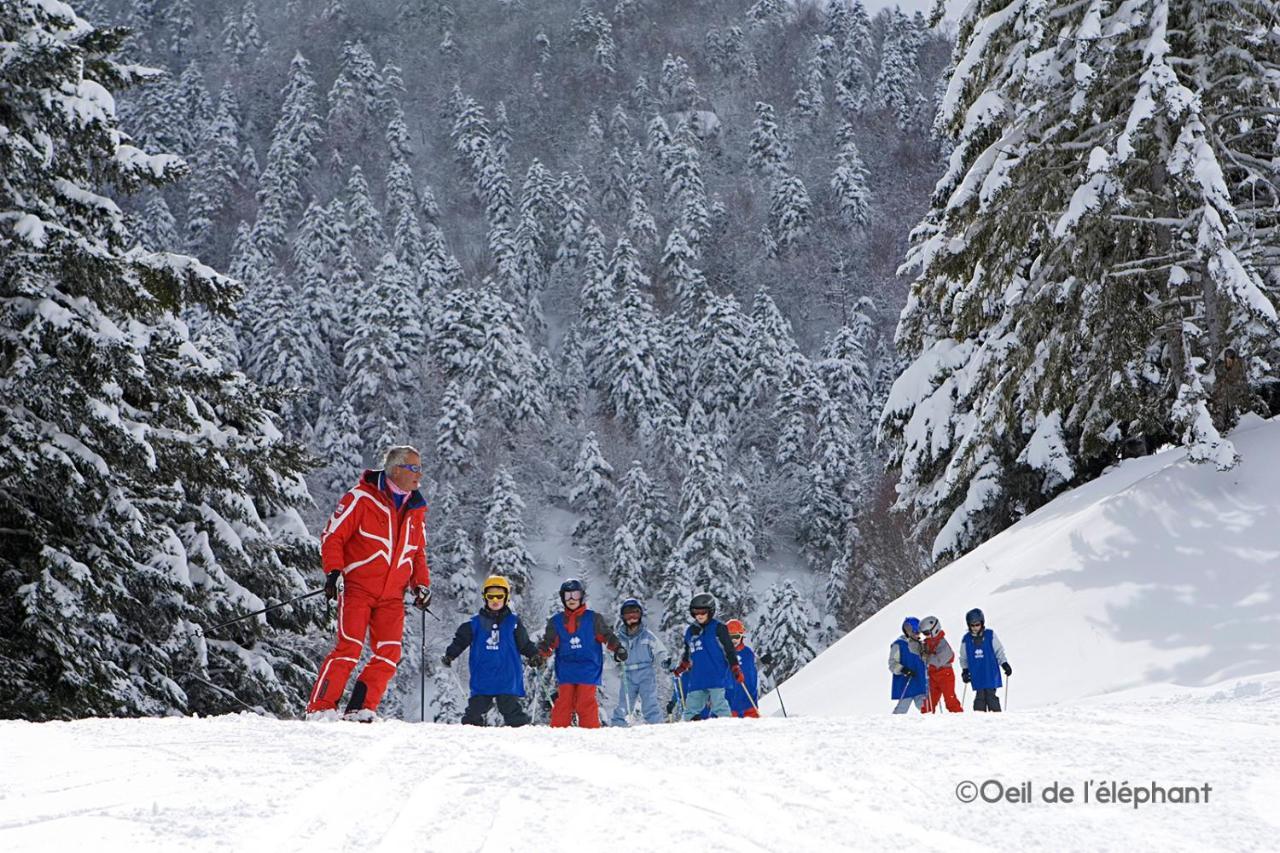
[924,665,964,713]
[732,708,760,718]
[550,683,601,728]
[307,586,404,713]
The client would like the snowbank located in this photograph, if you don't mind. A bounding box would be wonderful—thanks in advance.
[2,689,1277,851]
[762,415,1280,717]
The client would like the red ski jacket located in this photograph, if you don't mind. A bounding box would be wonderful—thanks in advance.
[321,470,430,600]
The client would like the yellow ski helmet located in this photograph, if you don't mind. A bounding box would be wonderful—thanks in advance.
[481,575,511,597]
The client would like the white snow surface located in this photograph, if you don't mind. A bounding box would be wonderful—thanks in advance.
[2,684,1277,852]
[764,414,1280,718]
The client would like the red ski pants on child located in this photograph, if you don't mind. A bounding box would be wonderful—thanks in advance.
[924,665,964,713]
[307,585,404,713]
[550,683,601,728]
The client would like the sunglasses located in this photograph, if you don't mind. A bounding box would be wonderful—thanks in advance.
[397,463,422,473]
[485,593,507,601]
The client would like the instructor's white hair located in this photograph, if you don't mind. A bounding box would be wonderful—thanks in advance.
[382,445,420,469]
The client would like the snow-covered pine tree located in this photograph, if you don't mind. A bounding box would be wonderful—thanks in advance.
[436,380,478,476]
[326,40,384,153]
[609,523,647,599]
[618,460,672,587]
[820,532,855,647]
[769,173,813,256]
[831,124,871,233]
[313,397,363,496]
[569,431,616,549]
[254,52,322,253]
[756,579,815,681]
[660,227,709,322]
[185,83,245,258]
[744,287,801,410]
[0,0,318,719]
[882,0,1280,561]
[834,0,873,112]
[691,295,752,435]
[341,252,410,451]
[482,468,537,597]
[440,528,480,615]
[671,438,744,613]
[599,267,668,443]
[873,10,923,130]
[749,101,787,178]
[346,165,388,271]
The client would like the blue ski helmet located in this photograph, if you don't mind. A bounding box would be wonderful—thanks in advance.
[965,608,985,627]
[902,616,920,634]
[619,597,644,618]
[559,578,586,601]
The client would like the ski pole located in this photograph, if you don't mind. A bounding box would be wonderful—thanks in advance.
[1004,674,1011,711]
[769,671,789,718]
[207,588,325,632]
[419,608,427,723]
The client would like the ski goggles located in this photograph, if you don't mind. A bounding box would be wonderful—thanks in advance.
[396,463,422,473]
[484,592,507,602]
[690,607,711,616]
[729,633,744,642]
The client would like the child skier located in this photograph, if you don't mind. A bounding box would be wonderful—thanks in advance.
[609,598,669,726]
[537,578,626,728]
[889,616,927,714]
[959,608,1011,712]
[671,592,741,720]
[724,619,759,718]
[918,615,963,713]
[441,575,542,726]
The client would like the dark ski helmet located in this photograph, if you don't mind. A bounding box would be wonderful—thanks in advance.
[559,578,586,602]
[919,616,940,636]
[689,592,716,616]
[619,597,644,618]
[965,608,985,627]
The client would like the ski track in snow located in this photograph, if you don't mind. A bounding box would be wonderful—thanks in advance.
[2,697,1277,852]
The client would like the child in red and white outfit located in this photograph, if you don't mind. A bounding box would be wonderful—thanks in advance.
[919,615,964,713]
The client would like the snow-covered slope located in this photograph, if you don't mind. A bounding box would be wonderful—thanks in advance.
[3,686,1278,852]
[762,415,1280,717]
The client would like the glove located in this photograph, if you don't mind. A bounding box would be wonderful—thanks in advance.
[731,664,745,684]
[1002,662,1012,677]
[324,570,341,601]
[440,655,453,668]
[961,668,971,684]
[672,660,691,676]
[662,657,673,670]
[613,646,628,663]
[413,585,432,611]
[900,667,916,680]
[666,697,677,715]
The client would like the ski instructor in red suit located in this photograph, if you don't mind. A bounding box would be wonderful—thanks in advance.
[307,445,431,721]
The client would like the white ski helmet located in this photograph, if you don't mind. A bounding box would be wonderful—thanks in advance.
[919,615,941,636]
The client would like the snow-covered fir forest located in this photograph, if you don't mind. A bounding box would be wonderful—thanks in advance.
[3,0,1277,724]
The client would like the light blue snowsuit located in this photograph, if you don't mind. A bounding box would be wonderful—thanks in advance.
[609,622,668,726]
